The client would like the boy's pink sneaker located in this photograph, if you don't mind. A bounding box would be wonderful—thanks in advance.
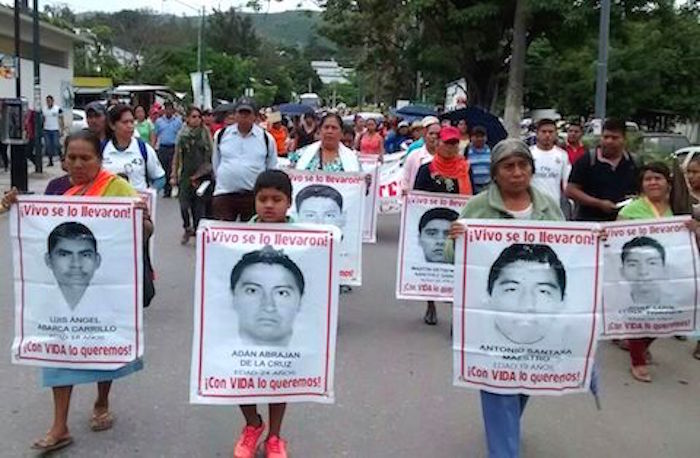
[233,422,265,458]
[265,435,288,458]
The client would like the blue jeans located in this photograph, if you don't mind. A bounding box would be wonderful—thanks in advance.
[43,130,60,162]
[480,391,530,458]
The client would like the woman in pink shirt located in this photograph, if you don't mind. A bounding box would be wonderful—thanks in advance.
[358,118,384,160]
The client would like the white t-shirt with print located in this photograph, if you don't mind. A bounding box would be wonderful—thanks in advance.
[530,145,570,203]
[43,105,62,131]
[102,138,165,191]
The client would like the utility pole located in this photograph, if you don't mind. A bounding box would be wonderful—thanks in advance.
[13,0,21,97]
[32,0,42,173]
[197,6,204,108]
[594,0,611,120]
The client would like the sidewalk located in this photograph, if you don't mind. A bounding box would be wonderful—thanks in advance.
[0,159,65,194]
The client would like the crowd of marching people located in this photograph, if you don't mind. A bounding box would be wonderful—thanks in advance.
[2,95,700,458]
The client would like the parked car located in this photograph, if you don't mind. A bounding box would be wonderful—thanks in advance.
[633,132,691,165]
[70,109,88,134]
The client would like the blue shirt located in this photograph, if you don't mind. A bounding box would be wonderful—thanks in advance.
[406,137,425,154]
[155,115,183,146]
[467,145,491,194]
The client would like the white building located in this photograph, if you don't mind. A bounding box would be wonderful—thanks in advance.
[310,60,351,85]
[0,5,88,110]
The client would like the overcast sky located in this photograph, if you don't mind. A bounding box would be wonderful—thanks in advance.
[39,0,321,15]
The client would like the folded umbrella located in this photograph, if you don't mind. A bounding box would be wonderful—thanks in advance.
[279,103,316,116]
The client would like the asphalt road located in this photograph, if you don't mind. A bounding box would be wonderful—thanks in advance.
[0,171,698,457]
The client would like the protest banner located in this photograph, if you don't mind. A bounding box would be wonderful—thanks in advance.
[377,158,403,215]
[453,220,601,395]
[601,217,699,338]
[10,196,144,370]
[138,188,157,264]
[287,170,365,285]
[396,191,469,301]
[359,155,379,243]
[190,220,340,405]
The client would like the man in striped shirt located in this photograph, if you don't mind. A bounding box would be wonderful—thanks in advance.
[466,126,491,194]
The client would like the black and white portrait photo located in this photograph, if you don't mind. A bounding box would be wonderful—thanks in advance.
[396,191,469,301]
[230,246,305,347]
[295,185,346,229]
[485,244,566,345]
[288,171,366,286]
[418,208,459,264]
[45,222,102,310]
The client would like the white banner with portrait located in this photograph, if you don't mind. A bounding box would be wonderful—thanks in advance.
[359,155,379,243]
[287,170,365,285]
[138,188,157,265]
[396,191,469,301]
[453,220,602,396]
[190,221,340,405]
[601,217,699,338]
[10,196,144,370]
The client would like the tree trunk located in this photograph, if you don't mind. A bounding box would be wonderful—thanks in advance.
[504,0,529,138]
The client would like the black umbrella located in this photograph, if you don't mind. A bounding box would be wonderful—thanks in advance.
[440,107,507,148]
[279,103,315,116]
[392,104,437,122]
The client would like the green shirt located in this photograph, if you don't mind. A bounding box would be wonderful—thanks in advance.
[250,215,294,223]
[135,120,155,142]
[617,197,672,220]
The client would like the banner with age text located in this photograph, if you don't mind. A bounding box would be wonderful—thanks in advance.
[10,196,144,370]
[453,220,601,396]
[190,221,340,405]
[601,217,699,338]
[396,191,469,301]
[287,170,365,285]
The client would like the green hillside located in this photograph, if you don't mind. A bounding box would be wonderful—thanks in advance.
[243,10,333,49]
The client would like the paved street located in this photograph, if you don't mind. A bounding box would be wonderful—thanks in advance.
[1,171,699,458]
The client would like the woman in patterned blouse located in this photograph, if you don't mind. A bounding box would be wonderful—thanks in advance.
[289,113,361,172]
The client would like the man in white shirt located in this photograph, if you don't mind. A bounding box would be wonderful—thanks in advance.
[530,118,570,204]
[211,97,277,221]
[42,95,64,167]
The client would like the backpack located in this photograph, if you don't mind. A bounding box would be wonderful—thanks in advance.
[100,138,156,308]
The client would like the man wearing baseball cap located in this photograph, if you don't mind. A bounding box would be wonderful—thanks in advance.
[384,120,411,153]
[85,102,108,141]
[401,116,441,192]
[211,97,278,221]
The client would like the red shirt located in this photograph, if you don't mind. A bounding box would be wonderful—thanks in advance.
[566,142,586,165]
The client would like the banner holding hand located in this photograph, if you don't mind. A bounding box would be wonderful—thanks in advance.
[453,220,602,396]
[190,221,341,405]
[10,196,144,370]
[601,217,699,338]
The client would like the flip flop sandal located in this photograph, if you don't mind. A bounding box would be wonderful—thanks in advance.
[31,433,73,453]
[630,366,652,383]
[90,411,114,432]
